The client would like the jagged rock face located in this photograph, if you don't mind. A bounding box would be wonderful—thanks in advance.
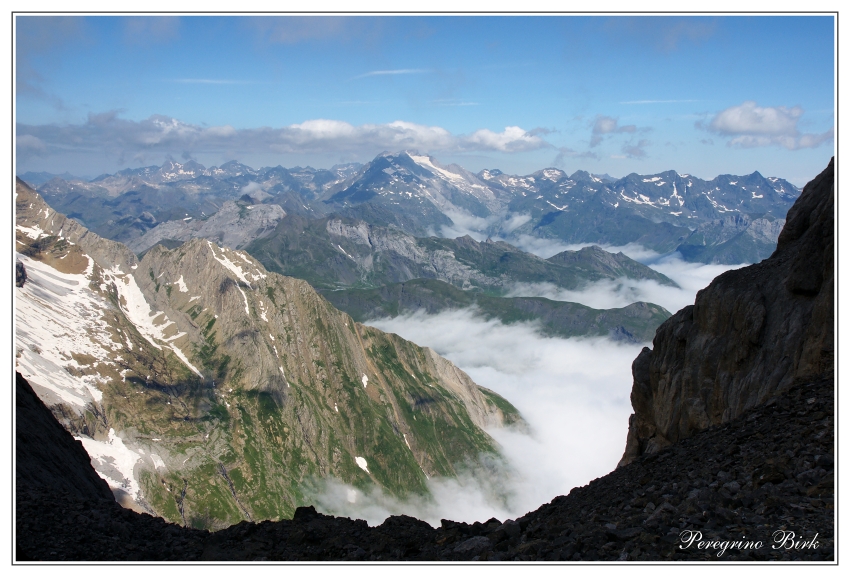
[15,178,521,529]
[127,200,286,255]
[252,214,676,293]
[619,159,834,466]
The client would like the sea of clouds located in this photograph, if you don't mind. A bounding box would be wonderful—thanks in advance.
[309,246,746,527]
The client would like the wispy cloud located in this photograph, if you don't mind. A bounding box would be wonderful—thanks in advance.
[167,78,265,85]
[620,99,701,105]
[702,101,834,151]
[123,16,180,45]
[604,17,717,53]
[244,16,359,45]
[15,16,87,109]
[622,138,651,159]
[590,115,637,147]
[430,98,479,107]
[355,68,430,79]
[332,100,384,106]
[553,146,598,166]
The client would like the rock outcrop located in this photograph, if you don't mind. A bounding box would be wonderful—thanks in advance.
[127,200,286,255]
[15,260,26,287]
[619,158,834,466]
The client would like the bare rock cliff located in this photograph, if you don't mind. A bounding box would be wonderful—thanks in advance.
[619,158,834,466]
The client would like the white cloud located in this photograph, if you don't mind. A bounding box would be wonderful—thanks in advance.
[240,181,263,194]
[708,101,833,150]
[16,134,46,154]
[435,210,533,240]
[593,116,619,135]
[438,210,495,241]
[465,126,548,152]
[711,101,802,136]
[501,213,532,234]
[309,310,644,527]
[17,114,550,165]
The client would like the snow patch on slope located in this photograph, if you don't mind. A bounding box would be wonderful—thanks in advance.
[207,241,265,287]
[77,429,143,502]
[174,275,188,292]
[409,154,465,184]
[15,254,113,409]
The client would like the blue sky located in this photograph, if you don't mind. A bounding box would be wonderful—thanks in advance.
[15,14,835,185]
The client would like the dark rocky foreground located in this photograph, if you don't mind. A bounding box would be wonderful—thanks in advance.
[16,371,833,562]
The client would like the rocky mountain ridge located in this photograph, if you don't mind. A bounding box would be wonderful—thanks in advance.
[322,278,670,343]
[619,158,833,466]
[24,151,799,263]
[15,178,521,528]
[249,214,676,292]
[127,199,286,255]
[241,213,676,341]
[321,151,797,262]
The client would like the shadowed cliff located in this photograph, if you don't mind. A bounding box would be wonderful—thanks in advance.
[619,158,833,466]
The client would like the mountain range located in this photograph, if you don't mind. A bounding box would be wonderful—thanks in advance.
[28,161,690,344]
[26,150,799,265]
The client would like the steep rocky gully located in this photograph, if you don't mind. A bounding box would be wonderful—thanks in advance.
[15,159,834,562]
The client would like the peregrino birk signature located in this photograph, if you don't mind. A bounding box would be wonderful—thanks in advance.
[678,529,820,557]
